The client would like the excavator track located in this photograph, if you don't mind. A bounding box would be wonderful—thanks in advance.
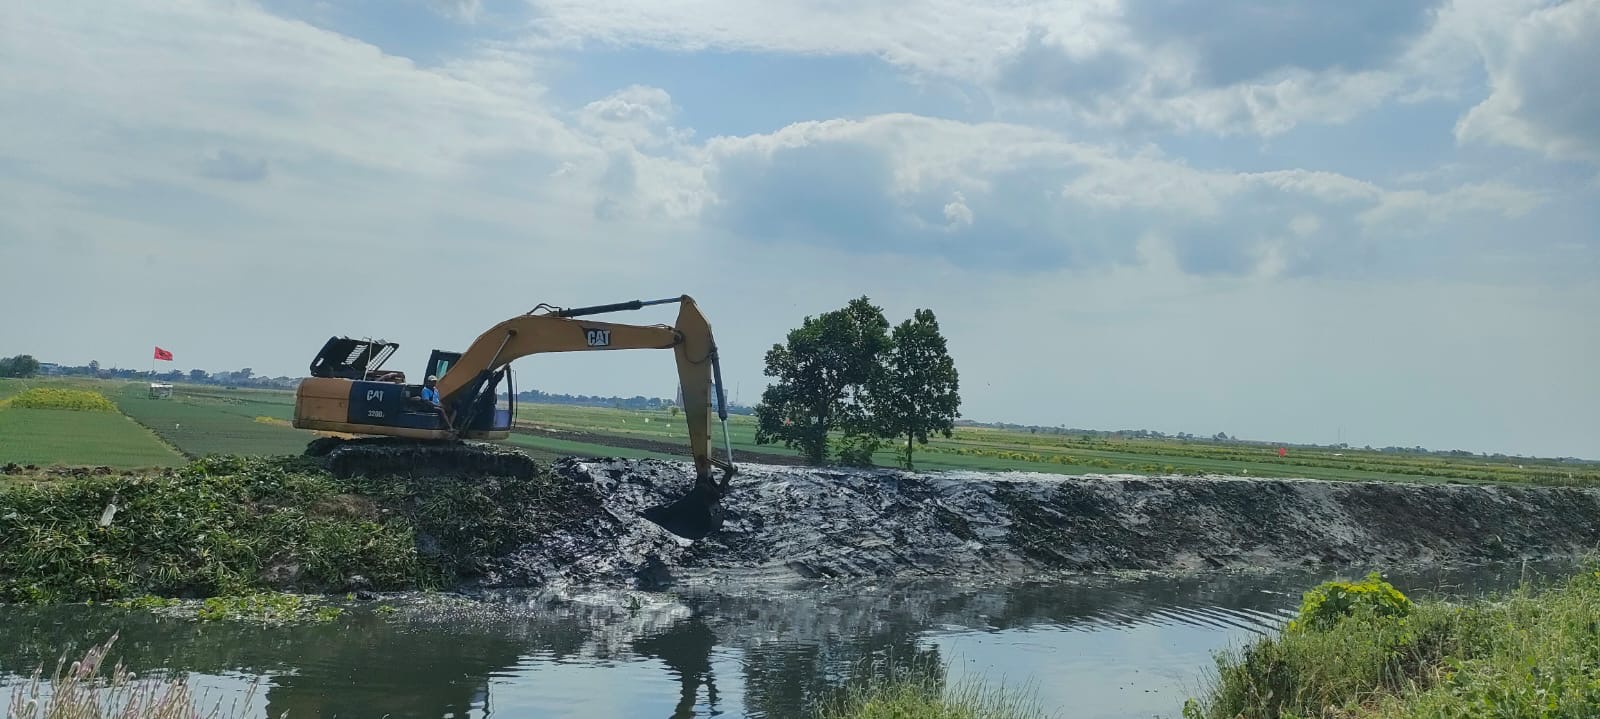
[304,436,542,480]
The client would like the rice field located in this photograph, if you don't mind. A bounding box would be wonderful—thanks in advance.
[111,384,311,458]
[0,378,1594,485]
[0,408,181,468]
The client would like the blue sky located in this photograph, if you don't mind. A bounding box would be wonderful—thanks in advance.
[2,0,1596,458]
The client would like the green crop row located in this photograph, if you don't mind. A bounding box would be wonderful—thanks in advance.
[113,385,312,458]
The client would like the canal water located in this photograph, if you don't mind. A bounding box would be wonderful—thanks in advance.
[0,561,1572,719]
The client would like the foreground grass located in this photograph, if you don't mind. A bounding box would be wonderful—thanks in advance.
[0,454,590,605]
[815,666,1050,719]
[1184,566,1600,719]
[6,633,276,719]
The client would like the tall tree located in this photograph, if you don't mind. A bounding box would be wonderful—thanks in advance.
[754,296,891,464]
[871,309,961,470]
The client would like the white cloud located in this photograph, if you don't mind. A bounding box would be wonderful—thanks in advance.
[516,0,1595,147]
[693,114,1557,280]
[1455,0,1600,162]
[577,85,689,149]
[2,0,1595,457]
[431,0,484,22]
[943,192,975,229]
[1359,181,1545,228]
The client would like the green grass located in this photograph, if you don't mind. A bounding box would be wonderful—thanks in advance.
[112,384,312,458]
[0,378,28,401]
[7,378,1593,486]
[1183,565,1600,719]
[810,659,1049,719]
[511,402,1599,485]
[0,408,182,469]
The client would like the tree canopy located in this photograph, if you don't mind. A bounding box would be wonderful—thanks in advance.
[0,355,40,378]
[754,297,961,468]
[870,309,961,470]
[753,296,891,464]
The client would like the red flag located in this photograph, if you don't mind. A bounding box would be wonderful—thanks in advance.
[1278,447,1287,457]
[153,346,173,361]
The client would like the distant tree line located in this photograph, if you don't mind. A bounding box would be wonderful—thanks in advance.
[507,388,754,414]
[25,360,299,389]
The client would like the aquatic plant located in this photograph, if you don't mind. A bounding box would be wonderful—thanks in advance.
[194,592,342,624]
[1184,564,1600,718]
[5,632,275,719]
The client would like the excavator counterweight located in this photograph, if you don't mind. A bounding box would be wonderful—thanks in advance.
[291,295,737,540]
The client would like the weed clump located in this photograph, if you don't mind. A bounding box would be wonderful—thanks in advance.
[6,388,117,412]
[1287,571,1414,632]
[1184,565,1600,719]
[814,659,1047,719]
[194,592,342,624]
[0,456,413,604]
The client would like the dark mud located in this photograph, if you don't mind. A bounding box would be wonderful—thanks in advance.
[466,458,1600,593]
[511,425,808,466]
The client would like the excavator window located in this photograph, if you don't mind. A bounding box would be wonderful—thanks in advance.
[308,337,399,380]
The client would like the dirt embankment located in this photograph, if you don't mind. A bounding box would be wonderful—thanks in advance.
[472,459,1600,592]
[511,425,808,466]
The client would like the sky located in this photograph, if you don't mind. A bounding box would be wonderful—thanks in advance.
[1,0,1596,458]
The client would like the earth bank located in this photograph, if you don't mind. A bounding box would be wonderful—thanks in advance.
[4,453,1600,604]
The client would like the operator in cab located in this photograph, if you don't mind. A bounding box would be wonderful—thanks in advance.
[420,375,441,406]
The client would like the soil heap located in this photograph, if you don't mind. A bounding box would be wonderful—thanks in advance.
[471,458,1600,592]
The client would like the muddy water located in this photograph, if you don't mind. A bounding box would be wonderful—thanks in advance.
[0,561,1573,719]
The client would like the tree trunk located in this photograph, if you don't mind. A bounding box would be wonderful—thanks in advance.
[905,433,915,471]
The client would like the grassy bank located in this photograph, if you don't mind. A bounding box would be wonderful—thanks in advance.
[0,455,593,605]
[1184,566,1600,718]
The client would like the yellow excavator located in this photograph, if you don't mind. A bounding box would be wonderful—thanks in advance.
[291,295,737,539]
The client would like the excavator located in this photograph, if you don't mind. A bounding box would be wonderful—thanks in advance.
[291,295,737,540]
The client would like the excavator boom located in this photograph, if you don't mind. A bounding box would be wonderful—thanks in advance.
[292,294,737,539]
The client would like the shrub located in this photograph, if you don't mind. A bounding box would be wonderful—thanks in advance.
[1288,571,1414,632]
[836,434,881,467]
[6,388,117,412]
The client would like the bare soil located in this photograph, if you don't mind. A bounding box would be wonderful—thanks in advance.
[510,426,808,466]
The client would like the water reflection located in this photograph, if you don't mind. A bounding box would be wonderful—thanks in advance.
[0,560,1578,719]
[632,615,722,718]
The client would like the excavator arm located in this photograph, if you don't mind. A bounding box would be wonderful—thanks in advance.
[433,295,736,496]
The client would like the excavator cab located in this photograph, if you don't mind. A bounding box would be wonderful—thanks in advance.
[298,339,513,439]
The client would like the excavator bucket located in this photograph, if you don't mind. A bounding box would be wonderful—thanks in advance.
[641,478,728,541]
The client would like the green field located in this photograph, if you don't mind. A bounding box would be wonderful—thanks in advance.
[510,402,1600,485]
[1,378,1594,486]
[111,383,310,458]
[0,407,181,469]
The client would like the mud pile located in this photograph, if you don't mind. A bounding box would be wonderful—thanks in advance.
[469,458,1600,592]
